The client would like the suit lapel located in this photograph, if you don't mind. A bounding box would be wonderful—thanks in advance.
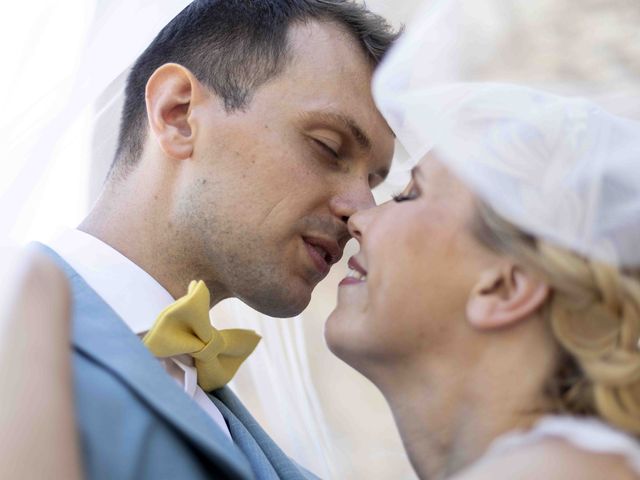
[211,388,318,480]
[38,244,255,480]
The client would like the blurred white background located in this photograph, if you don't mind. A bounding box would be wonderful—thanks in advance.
[2,1,639,478]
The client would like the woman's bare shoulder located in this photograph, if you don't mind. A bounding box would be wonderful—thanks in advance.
[451,438,639,480]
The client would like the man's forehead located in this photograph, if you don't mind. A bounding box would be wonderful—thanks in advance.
[286,20,371,70]
[283,21,395,175]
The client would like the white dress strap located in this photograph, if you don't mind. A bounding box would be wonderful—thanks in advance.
[485,415,640,474]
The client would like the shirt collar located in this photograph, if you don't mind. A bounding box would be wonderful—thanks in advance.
[46,228,175,335]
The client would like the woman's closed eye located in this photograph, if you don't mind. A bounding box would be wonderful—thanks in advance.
[392,182,420,202]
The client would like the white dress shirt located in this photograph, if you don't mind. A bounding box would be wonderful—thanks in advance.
[47,228,232,440]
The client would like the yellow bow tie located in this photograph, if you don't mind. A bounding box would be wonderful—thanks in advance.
[143,280,261,391]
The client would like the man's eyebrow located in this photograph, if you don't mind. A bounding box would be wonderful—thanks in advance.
[300,111,372,152]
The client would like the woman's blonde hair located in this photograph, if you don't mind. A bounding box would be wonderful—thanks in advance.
[473,203,640,436]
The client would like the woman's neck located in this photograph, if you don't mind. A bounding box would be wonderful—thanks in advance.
[372,331,557,479]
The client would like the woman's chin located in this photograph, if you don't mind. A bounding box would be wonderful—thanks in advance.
[324,306,358,360]
[324,307,345,350]
[324,306,375,372]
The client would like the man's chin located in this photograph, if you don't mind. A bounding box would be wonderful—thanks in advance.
[266,294,311,318]
[239,288,312,318]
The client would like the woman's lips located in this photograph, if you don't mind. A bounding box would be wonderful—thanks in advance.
[339,256,367,286]
[339,276,364,286]
[348,256,367,275]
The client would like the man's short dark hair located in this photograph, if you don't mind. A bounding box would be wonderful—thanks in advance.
[112,0,399,172]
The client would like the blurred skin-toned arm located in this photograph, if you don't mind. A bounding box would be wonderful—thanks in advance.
[451,439,638,480]
[0,250,81,479]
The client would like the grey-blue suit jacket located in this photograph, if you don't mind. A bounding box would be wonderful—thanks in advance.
[40,244,318,480]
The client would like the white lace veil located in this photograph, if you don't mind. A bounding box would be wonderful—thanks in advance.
[374,0,640,268]
[2,2,334,477]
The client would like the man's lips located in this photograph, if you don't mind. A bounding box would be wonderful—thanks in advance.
[303,236,342,276]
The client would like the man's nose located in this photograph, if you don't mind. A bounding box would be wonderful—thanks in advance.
[347,201,380,243]
[329,180,376,226]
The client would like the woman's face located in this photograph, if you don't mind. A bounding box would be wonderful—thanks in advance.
[326,155,497,370]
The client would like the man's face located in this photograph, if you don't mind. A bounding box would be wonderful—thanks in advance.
[173,21,395,317]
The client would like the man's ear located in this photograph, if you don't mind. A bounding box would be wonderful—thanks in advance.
[466,263,550,330]
[145,63,202,161]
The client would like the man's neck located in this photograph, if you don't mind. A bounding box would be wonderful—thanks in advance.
[79,185,228,306]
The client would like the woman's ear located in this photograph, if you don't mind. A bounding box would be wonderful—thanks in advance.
[145,63,201,161]
[466,263,550,330]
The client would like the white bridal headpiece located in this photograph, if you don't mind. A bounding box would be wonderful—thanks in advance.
[374,0,640,268]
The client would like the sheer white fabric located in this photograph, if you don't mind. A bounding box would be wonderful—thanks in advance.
[373,0,640,268]
[486,415,640,474]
